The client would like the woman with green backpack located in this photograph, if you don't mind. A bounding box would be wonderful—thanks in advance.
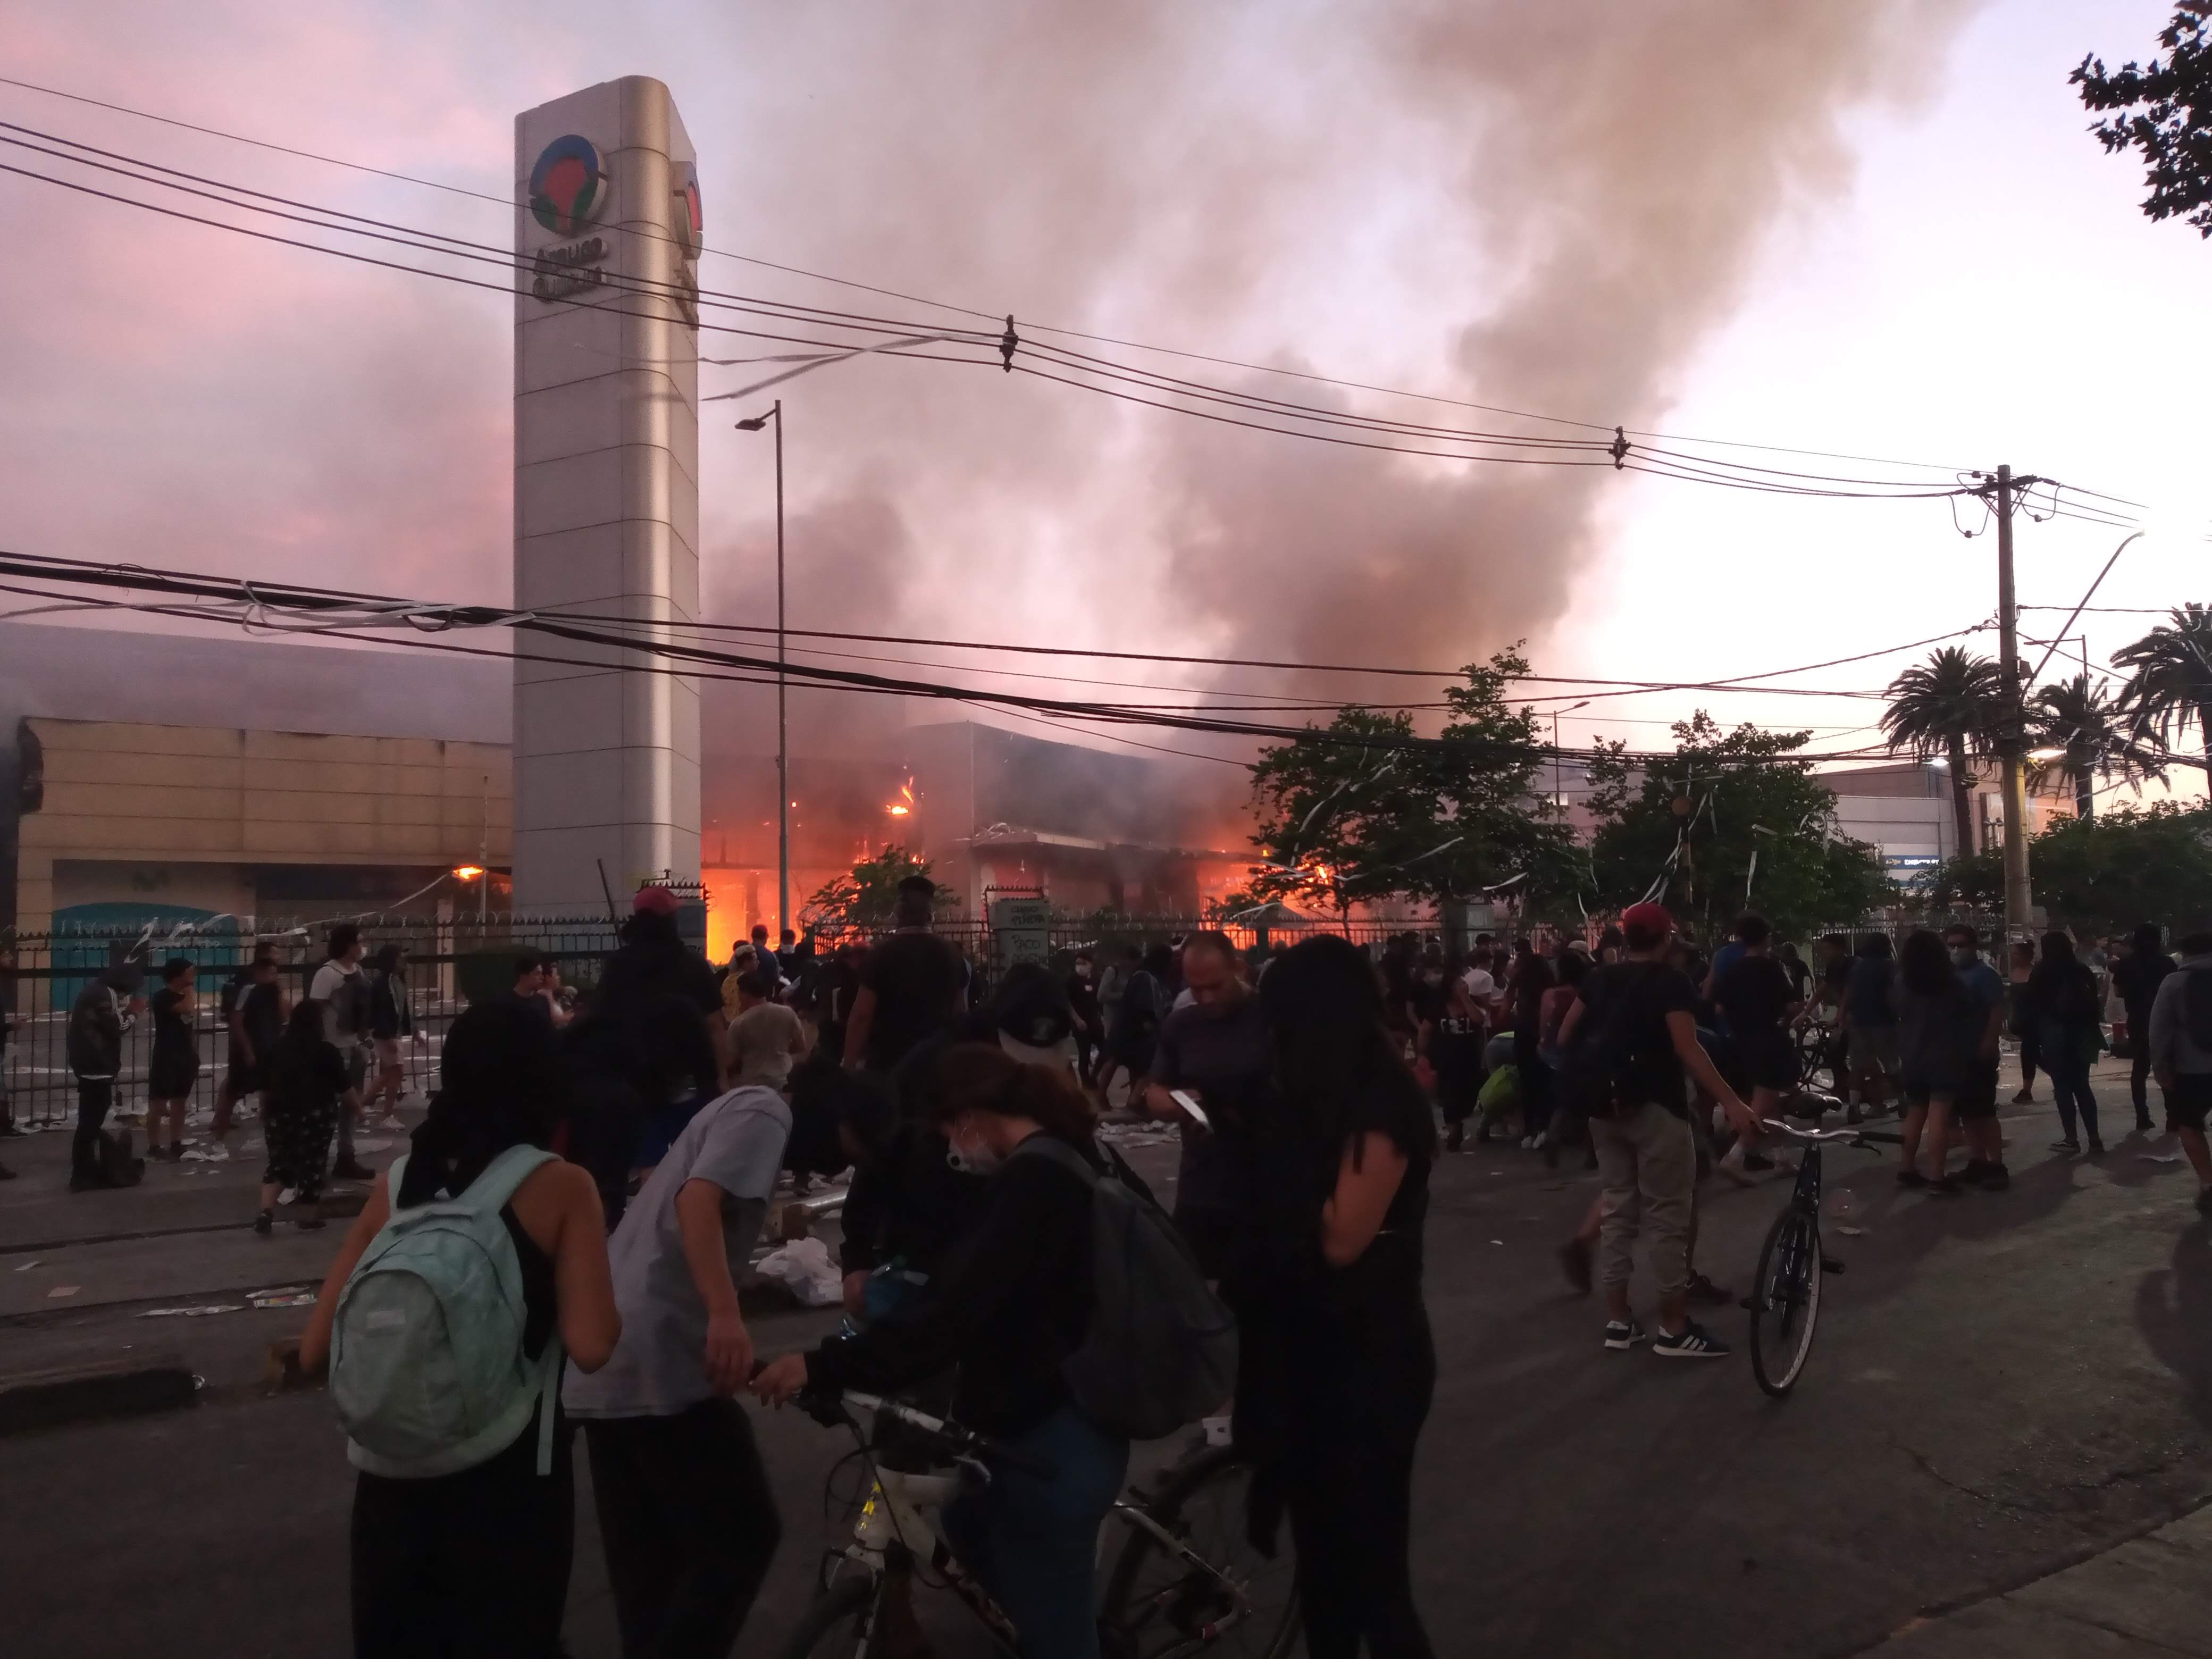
[298,999,619,1658]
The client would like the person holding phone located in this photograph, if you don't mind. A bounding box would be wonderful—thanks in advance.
[1144,932,1266,1280]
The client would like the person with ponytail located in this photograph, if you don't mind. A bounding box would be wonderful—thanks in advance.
[753,1044,1127,1659]
[1234,933,1437,1659]
[298,998,618,1658]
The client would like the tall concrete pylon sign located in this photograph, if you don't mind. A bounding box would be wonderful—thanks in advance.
[512,78,702,912]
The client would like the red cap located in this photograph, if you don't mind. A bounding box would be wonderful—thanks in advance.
[632,884,680,917]
[1620,901,1674,936]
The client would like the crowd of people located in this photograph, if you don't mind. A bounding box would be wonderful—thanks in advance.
[18,876,2212,1657]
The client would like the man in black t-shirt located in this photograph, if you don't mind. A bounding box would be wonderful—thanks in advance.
[844,876,967,1074]
[1557,902,1757,1361]
[1146,933,1267,1280]
[2114,923,2177,1132]
[1710,915,1804,1183]
[213,951,284,1143]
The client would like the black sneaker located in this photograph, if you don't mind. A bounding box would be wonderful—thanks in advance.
[330,1158,375,1183]
[1603,1318,1649,1351]
[2050,1139,2081,1156]
[1653,1320,1732,1359]
[1897,1169,1928,1188]
[1444,1124,1464,1153]
[1686,1271,1732,1306]
[2087,1139,2107,1157]
[1980,1162,2010,1191]
[253,1209,274,1236]
[1929,1176,1965,1197]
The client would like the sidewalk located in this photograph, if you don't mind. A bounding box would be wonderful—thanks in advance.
[1863,1502,2212,1656]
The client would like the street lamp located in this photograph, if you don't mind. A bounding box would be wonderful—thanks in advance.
[1550,701,1590,808]
[735,400,788,940]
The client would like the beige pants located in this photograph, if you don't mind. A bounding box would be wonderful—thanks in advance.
[1590,1099,1696,1298]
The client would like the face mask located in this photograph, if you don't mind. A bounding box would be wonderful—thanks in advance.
[1422,971,1444,986]
[946,1132,1003,1177]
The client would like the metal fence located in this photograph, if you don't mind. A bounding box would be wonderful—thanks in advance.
[0,914,621,1127]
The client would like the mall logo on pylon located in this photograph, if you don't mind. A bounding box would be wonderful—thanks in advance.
[673,161,703,257]
[529,134,606,236]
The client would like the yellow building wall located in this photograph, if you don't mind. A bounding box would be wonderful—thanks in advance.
[14,718,512,932]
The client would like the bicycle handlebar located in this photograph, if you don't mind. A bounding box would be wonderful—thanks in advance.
[1768,1120,1874,1144]
[808,1388,1058,1480]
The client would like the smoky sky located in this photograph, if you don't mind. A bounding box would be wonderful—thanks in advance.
[3,1,1976,764]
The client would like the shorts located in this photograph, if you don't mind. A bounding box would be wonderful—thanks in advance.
[1736,1029,1799,1094]
[373,1037,403,1068]
[2168,1075,2212,1137]
[1850,1026,1899,1077]
[1953,1062,1999,1122]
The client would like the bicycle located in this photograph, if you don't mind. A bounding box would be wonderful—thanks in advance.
[774,1389,1299,1659]
[1741,1119,1885,1398]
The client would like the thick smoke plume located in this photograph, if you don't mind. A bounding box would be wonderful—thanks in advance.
[705,1,1976,718]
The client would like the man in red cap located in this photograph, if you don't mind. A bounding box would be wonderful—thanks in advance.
[1557,901,1759,1360]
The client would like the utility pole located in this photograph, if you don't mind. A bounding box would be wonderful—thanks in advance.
[1991,465,2034,940]
[773,399,787,943]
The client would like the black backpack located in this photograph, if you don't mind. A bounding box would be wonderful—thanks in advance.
[1013,1136,1238,1441]
[1558,964,1674,1120]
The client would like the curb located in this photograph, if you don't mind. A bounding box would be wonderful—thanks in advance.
[0,1349,198,1437]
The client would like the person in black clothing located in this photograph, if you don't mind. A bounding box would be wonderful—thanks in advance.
[1231,934,1435,1659]
[256,1000,359,1234]
[755,1045,1127,1659]
[2033,932,2107,1154]
[2008,938,2042,1103]
[1777,941,1812,1004]
[597,887,724,1079]
[298,999,619,1659]
[844,876,967,1074]
[1711,916,1803,1183]
[1066,951,1105,1088]
[2115,923,2178,1133]
[214,951,283,1144]
[67,963,144,1191]
[146,957,200,1161]
[1509,941,1557,1149]
[1146,932,1268,1281]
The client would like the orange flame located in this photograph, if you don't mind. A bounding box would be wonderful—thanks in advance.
[886,776,915,817]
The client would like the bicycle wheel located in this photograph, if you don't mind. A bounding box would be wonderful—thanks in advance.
[1747,1205,1823,1398]
[1101,1445,1300,1659]
[774,1576,879,1659]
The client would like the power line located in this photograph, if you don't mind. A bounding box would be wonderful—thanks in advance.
[0,71,2136,497]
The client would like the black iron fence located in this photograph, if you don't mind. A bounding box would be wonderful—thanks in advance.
[0,914,620,1127]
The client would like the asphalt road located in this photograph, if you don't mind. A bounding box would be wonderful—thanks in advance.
[5,1058,2210,1658]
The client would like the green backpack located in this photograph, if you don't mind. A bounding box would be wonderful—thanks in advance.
[329,1144,563,1478]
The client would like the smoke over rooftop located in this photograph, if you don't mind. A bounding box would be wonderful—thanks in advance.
[706,0,1976,723]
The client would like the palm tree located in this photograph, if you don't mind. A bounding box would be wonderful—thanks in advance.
[2027,673,2165,823]
[1880,646,2006,858]
[2113,602,2212,770]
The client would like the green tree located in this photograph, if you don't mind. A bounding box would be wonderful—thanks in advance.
[2027,673,2166,823]
[2074,9,2212,237]
[1243,648,1576,919]
[1419,647,1580,912]
[2113,601,2212,768]
[1879,645,2007,859]
[802,844,952,929]
[1583,713,1892,942]
[1245,710,1441,919]
[1932,802,2212,936]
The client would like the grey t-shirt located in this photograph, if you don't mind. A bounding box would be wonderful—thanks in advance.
[565,1084,792,1419]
